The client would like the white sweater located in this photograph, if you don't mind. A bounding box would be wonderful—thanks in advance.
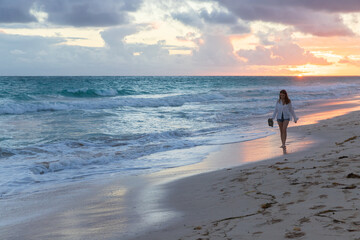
[272,101,298,122]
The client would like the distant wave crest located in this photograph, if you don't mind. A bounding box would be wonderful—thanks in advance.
[0,92,225,115]
[60,88,136,98]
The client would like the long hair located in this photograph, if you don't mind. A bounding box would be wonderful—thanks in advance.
[278,89,291,104]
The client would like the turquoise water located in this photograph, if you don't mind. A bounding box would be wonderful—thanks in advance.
[1,76,360,197]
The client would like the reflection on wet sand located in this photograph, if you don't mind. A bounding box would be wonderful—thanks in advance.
[298,98,360,126]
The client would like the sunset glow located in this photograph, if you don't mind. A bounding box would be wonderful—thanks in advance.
[1,0,360,75]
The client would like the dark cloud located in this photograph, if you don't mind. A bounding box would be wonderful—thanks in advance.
[119,0,143,12]
[214,0,356,36]
[171,11,204,28]
[280,0,360,13]
[41,0,143,27]
[0,0,37,23]
[229,24,250,34]
[46,4,127,27]
[171,7,250,34]
[0,0,143,26]
[199,9,237,24]
[217,0,360,14]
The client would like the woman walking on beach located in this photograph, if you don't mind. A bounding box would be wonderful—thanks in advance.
[271,90,298,148]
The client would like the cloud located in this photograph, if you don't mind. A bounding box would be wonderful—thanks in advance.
[0,25,330,76]
[176,32,197,42]
[237,42,330,66]
[339,56,360,66]
[0,25,243,75]
[99,25,173,64]
[0,33,118,75]
[0,27,195,75]
[192,34,238,66]
[0,0,37,23]
[171,10,204,28]
[0,32,64,53]
[229,24,250,34]
[280,0,360,13]
[2,0,350,76]
[101,26,140,49]
[0,33,73,75]
[170,4,249,34]
[10,49,26,55]
[42,0,142,27]
[0,0,143,27]
[199,8,250,34]
[294,13,354,37]
[214,0,355,36]
[199,8,238,24]
[1,29,329,76]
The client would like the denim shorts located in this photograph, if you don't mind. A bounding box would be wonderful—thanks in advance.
[277,113,290,122]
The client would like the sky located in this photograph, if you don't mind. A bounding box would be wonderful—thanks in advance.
[1,0,360,76]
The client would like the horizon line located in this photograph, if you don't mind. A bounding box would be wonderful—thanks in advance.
[1,75,360,78]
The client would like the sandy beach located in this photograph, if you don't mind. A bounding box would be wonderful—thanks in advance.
[131,109,360,240]
[1,98,360,240]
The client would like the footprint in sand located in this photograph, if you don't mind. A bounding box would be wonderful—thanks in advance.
[298,217,310,224]
[282,192,291,197]
[309,205,326,210]
[279,204,288,212]
[319,194,328,199]
[285,230,306,239]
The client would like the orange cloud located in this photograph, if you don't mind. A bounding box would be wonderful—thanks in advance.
[295,36,360,55]
[339,56,360,66]
[237,42,330,66]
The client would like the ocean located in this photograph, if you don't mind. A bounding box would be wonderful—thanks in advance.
[1,76,359,198]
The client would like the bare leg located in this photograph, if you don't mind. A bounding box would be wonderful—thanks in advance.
[277,121,284,147]
[281,120,290,147]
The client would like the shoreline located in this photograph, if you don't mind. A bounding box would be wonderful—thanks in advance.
[1,97,360,239]
[131,111,360,239]
[0,118,316,240]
